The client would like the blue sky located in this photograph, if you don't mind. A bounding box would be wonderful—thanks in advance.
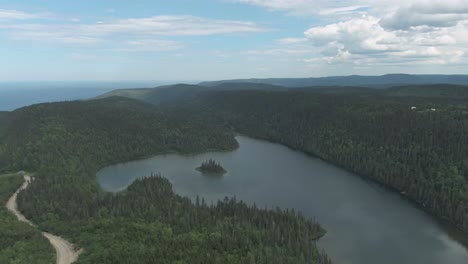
[1,0,468,81]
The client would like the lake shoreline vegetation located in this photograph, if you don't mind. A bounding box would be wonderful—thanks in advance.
[158,85,468,237]
[96,145,240,174]
[235,132,468,243]
[0,97,331,263]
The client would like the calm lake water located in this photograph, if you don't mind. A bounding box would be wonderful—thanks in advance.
[97,136,468,264]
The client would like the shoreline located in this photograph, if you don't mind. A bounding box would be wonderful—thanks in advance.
[234,134,468,248]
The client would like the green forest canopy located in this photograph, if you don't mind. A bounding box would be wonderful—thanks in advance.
[0,97,330,264]
[1,83,467,262]
[110,82,467,234]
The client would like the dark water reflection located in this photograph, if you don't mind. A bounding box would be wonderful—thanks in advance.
[97,136,468,264]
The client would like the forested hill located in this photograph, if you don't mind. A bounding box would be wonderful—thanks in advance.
[199,74,468,88]
[385,84,468,98]
[95,83,468,233]
[97,82,286,104]
[291,84,468,99]
[98,83,468,107]
[0,111,8,137]
[0,97,330,263]
[161,89,468,234]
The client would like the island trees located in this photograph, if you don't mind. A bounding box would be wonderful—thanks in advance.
[196,159,227,175]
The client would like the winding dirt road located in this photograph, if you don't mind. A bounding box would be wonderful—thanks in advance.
[6,175,83,264]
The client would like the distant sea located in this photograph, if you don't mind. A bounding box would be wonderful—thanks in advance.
[0,81,186,111]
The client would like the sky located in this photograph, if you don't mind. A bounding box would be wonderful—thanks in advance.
[1,0,468,81]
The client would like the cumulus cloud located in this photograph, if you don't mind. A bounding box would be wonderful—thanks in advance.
[381,1,468,30]
[305,16,401,54]
[3,2,468,73]
[411,33,457,46]
[232,0,466,67]
[230,0,467,68]
[298,13,467,65]
[303,48,352,64]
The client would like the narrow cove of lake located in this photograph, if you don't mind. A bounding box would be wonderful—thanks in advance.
[97,136,468,264]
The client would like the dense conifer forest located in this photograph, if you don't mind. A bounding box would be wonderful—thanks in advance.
[0,173,55,264]
[0,97,330,263]
[1,83,467,263]
[170,89,468,234]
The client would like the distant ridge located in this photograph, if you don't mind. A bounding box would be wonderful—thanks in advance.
[96,82,287,105]
[97,82,468,107]
[199,74,468,88]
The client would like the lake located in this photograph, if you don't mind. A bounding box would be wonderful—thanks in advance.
[97,136,468,264]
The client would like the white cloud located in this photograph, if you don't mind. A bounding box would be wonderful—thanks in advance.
[7,26,102,44]
[229,0,468,19]
[305,16,401,54]
[226,0,468,68]
[0,9,42,20]
[3,3,468,78]
[227,0,400,17]
[0,14,269,50]
[412,33,457,46]
[230,0,309,10]
[278,37,308,44]
[228,0,344,15]
[381,2,468,30]
[247,48,315,55]
[393,47,464,63]
[303,49,352,64]
[319,5,368,15]
[384,13,468,30]
[297,13,467,66]
[78,16,268,37]
[410,0,468,14]
[124,39,183,52]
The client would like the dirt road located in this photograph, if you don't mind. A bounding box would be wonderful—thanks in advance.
[43,233,82,264]
[6,175,82,264]
[6,175,34,226]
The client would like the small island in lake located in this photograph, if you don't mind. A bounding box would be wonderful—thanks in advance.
[196,159,227,175]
